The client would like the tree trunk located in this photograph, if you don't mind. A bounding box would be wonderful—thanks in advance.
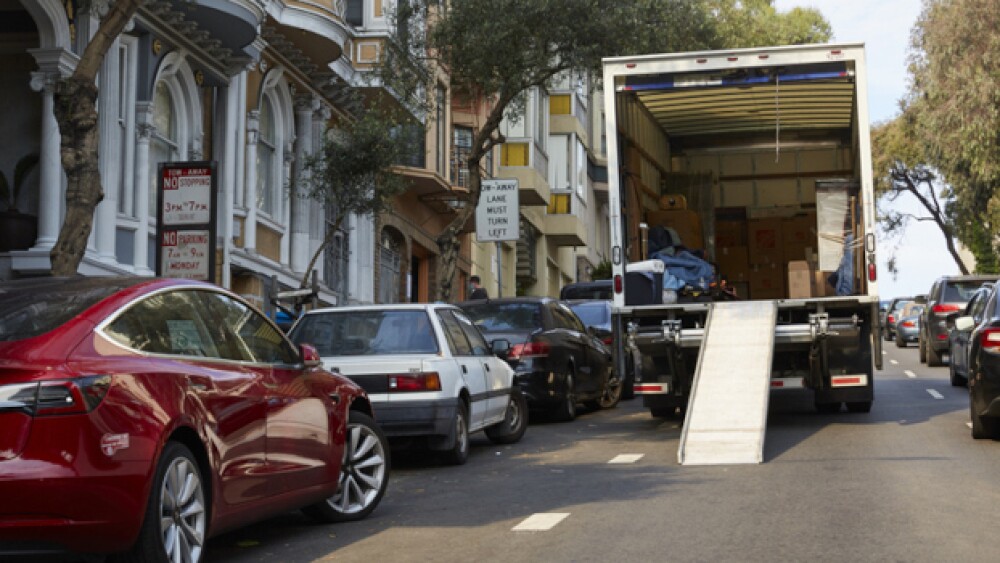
[50,0,142,276]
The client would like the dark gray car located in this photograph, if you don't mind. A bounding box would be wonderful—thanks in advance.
[919,275,997,366]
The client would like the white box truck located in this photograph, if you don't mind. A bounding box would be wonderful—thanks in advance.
[602,44,882,464]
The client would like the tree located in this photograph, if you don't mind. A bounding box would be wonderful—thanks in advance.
[395,0,828,302]
[51,0,144,276]
[705,0,832,48]
[871,108,970,275]
[297,105,411,290]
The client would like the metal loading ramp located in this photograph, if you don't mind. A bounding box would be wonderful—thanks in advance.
[678,301,777,465]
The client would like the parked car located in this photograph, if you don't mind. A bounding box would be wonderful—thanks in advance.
[893,302,923,348]
[955,283,1000,439]
[0,277,388,561]
[459,297,618,421]
[948,283,994,386]
[560,279,613,300]
[882,296,912,341]
[919,275,997,366]
[566,299,634,399]
[288,304,527,465]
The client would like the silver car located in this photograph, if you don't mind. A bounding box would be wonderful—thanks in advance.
[894,302,923,348]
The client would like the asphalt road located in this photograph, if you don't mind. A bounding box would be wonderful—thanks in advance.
[204,341,1000,563]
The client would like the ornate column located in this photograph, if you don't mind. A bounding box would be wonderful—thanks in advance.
[132,102,154,274]
[311,103,332,273]
[243,110,260,252]
[94,39,120,263]
[281,140,295,265]
[291,94,315,274]
[28,71,62,250]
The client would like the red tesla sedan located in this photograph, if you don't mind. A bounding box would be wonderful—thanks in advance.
[0,277,389,561]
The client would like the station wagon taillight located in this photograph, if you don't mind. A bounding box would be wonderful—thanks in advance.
[508,341,551,360]
[388,372,441,392]
[932,304,961,314]
[980,329,1000,355]
[0,375,111,416]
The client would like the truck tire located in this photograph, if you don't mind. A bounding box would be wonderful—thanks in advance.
[815,401,842,414]
[846,401,872,413]
[926,345,943,367]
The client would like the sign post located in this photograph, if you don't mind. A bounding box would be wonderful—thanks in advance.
[155,162,218,282]
[475,179,519,298]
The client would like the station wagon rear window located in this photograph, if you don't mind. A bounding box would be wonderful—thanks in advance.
[291,310,439,355]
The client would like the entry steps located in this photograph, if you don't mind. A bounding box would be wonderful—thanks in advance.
[678,301,777,465]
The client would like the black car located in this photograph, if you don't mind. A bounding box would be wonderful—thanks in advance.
[560,280,613,300]
[959,283,1000,439]
[948,283,994,387]
[918,275,997,366]
[566,299,635,400]
[882,296,912,341]
[459,297,618,421]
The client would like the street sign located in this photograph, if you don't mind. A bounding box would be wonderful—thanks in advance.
[475,179,519,242]
[155,161,218,282]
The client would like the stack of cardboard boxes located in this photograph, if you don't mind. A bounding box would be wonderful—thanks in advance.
[713,208,831,299]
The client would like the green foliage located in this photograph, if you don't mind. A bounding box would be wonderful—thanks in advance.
[300,107,410,223]
[968,220,999,274]
[0,153,39,212]
[703,0,832,48]
[591,259,612,280]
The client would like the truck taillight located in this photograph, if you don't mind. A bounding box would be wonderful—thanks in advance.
[388,372,441,392]
[614,274,623,294]
[980,329,1000,354]
[509,341,550,360]
[868,263,876,282]
[887,315,895,325]
[0,376,111,416]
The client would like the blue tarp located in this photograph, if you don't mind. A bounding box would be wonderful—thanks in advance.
[651,249,714,291]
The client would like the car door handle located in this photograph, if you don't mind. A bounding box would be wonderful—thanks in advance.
[328,393,340,405]
[462,365,468,374]
[187,381,208,391]
[484,364,490,372]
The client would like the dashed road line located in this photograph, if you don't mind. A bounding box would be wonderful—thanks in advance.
[608,454,644,464]
[927,389,944,400]
[513,513,569,531]
[890,359,899,365]
[905,370,916,378]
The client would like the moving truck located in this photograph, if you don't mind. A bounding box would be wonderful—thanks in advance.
[602,44,882,464]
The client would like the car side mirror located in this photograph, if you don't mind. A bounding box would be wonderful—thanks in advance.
[300,343,322,368]
[490,338,511,358]
[913,294,928,304]
[954,316,975,332]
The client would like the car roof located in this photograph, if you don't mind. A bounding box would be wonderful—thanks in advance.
[306,303,458,315]
[457,296,555,306]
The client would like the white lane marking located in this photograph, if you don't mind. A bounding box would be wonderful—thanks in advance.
[927,389,944,400]
[513,513,570,531]
[905,370,916,378]
[890,359,899,365]
[608,454,644,464]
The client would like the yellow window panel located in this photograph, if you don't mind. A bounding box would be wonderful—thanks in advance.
[502,142,529,166]
[550,94,571,115]
[548,193,570,214]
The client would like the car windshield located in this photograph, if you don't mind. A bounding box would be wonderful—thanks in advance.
[462,303,542,332]
[568,302,609,327]
[944,281,992,302]
[290,310,439,355]
[0,280,123,341]
[890,300,910,314]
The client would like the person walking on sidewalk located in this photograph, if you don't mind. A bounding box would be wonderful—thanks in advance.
[469,275,489,300]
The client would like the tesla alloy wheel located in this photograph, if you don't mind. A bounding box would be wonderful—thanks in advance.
[125,442,206,563]
[304,410,389,523]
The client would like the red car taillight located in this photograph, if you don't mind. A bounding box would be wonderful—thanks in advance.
[508,341,551,360]
[388,372,442,392]
[0,375,111,416]
[887,315,895,324]
[980,329,1000,354]
[932,304,961,314]
[901,320,915,328]
[601,336,613,346]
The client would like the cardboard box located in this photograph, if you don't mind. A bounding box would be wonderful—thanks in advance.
[748,205,802,219]
[782,213,817,262]
[659,193,687,210]
[715,220,747,247]
[646,209,704,250]
[748,218,784,265]
[814,270,836,297]
[716,246,749,280]
[750,262,785,299]
[787,260,812,299]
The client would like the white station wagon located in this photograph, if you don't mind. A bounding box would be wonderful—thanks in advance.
[288,303,527,464]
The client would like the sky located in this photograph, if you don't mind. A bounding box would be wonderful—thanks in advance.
[773,0,960,300]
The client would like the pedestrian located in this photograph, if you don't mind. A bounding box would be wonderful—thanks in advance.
[469,275,489,300]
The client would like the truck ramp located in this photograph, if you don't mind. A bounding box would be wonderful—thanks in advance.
[678,301,777,465]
